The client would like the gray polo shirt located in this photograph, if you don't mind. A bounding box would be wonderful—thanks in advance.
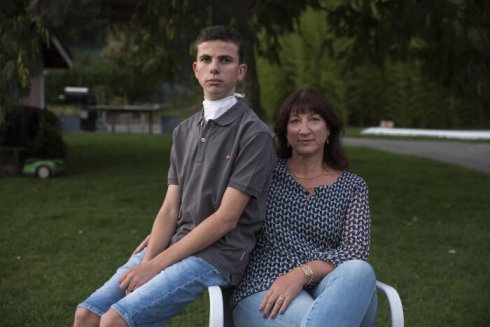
[168,100,276,285]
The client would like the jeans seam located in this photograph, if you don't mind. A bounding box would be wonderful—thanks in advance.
[140,258,228,315]
[76,303,104,317]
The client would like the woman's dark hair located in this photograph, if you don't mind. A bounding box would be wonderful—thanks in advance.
[194,25,245,63]
[274,89,349,170]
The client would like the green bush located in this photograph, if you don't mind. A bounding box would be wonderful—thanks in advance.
[28,108,67,159]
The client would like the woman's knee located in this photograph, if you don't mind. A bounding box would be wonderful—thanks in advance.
[314,260,375,296]
[339,260,376,283]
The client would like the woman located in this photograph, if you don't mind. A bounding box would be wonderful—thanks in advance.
[230,89,377,327]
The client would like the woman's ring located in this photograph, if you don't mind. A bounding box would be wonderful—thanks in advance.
[278,297,285,301]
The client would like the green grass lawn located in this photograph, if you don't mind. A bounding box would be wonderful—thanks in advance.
[1,132,489,326]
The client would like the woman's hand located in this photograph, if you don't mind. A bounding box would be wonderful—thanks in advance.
[131,234,150,257]
[260,267,307,319]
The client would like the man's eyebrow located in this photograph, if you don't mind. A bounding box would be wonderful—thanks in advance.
[198,54,234,60]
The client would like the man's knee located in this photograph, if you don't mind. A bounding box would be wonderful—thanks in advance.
[74,307,100,326]
[100,308,128,327]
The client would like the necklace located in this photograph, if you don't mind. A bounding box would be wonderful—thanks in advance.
[290,169,327,197]
[303,186,316,194]
[289,169,328,180]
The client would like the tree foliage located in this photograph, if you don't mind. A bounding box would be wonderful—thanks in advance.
[324,0,490,125]
[258,7,347,122]
[258,2,489,128]
[100,26,175,103]
[131,0,324,117]
[0,0,134,122]
[2,0,324,119]
[3,0,489,127]
[0,0,49,121]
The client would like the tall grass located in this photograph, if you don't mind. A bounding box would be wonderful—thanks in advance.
[0,133,488,326]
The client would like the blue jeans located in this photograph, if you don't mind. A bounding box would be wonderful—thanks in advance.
[78,249,230,327]
[233,260,377,327]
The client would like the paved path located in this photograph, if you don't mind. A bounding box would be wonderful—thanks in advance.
[343,137,490,174]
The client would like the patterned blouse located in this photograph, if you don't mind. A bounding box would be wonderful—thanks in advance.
[229,159,371,307]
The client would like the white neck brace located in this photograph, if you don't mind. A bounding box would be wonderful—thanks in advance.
[202,93,244,122]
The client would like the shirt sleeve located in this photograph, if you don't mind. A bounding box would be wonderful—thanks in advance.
[167,142,178,185]
[227,131,276,199]
[312,180,371,266]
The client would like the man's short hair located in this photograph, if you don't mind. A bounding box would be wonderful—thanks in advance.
[194,25,245,63]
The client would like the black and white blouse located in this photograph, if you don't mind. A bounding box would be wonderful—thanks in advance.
[230,159,371,307]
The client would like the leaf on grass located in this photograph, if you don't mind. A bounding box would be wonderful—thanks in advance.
[404,216,418,226]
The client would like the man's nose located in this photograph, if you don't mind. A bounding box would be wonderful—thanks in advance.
[210,59,219,73]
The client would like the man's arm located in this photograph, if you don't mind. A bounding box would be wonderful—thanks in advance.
[143,184,181,262]
[118,184,180,293]
[154,186,250,265]
[119,186,250,293]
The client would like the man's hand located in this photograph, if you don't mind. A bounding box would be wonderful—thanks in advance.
[259,267,307,319]
[119,260,160,295]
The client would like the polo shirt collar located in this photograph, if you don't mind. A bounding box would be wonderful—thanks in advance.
[196,100,247,127]
[212,100,247,126]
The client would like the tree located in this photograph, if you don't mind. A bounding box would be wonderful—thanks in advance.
[0,0,139,122]
[0,0,49,122]
[101,26,174,104]
[323,0,490,126]
[2,0,326,120]
[132,0,325,117]
[257,7,346,122]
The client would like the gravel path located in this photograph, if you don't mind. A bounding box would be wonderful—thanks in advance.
[342,137,490,174]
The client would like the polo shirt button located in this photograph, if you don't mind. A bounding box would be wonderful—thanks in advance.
[200,137,206,142]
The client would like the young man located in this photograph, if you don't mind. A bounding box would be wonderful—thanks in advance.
[74,26,275,327]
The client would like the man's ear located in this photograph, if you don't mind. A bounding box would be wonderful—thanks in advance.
[238,63,248,81]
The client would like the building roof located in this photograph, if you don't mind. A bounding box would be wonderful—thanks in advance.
[42,34,73,69]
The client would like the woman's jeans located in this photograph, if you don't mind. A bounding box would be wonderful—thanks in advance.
[233,260,377,327]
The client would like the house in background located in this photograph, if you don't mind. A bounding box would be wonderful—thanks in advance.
[19,34,73,108]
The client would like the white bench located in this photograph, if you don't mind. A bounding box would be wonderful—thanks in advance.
[208,280,404,327]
